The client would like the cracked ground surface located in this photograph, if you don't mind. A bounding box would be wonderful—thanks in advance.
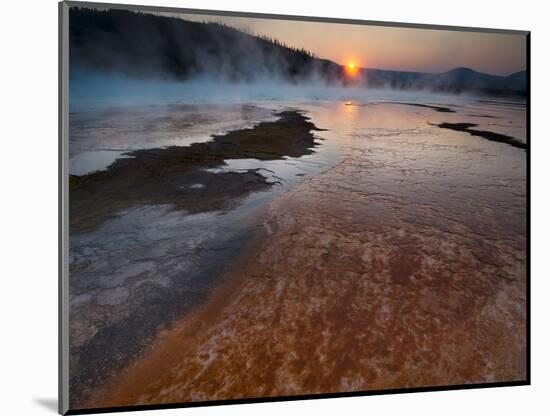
[70,98,527,409]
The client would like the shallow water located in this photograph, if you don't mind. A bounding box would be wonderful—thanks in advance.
[69,104,278,175]
[69,92,527,406]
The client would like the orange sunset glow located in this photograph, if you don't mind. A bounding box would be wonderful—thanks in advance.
[344,61,359,77]
[179,14,526,76]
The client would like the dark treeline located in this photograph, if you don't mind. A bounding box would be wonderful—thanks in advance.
[69,7,342,83]
[69,7,527,96]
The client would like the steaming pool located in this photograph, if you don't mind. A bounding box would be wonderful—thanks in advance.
[68,92,527,403]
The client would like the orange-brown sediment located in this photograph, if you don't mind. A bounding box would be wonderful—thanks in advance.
[90,153,526,407]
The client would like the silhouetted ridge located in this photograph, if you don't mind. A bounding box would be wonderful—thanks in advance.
[69,7,342,83]
[69,7,527,96]
[361,67,526,96]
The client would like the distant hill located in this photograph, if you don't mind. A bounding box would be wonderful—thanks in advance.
[362,67,527,96]
[69,7,526,97]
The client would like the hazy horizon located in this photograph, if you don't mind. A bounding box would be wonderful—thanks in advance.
[156,11,526,76]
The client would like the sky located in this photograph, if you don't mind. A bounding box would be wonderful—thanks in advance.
[166,12,526,76]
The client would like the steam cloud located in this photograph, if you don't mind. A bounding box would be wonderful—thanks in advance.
[69,6,527,108]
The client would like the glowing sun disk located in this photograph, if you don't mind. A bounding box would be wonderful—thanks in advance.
[344,61,359,77]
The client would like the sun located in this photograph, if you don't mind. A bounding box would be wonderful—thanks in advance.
[344,61,359,77]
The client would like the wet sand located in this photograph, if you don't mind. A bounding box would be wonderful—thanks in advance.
[79,100,527,409]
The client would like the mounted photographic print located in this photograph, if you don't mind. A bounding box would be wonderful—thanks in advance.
[58,1,529,414]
